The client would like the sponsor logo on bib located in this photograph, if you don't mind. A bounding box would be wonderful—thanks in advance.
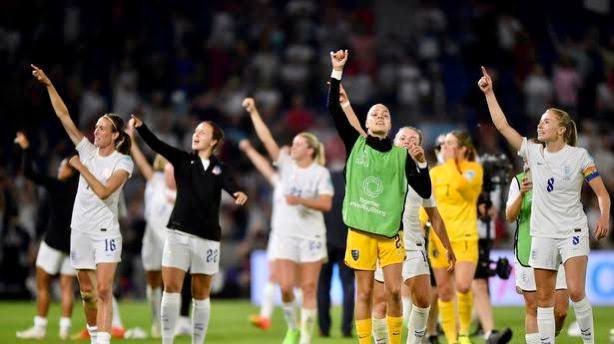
[362,176,383,198]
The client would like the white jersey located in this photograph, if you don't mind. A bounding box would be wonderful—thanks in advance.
[403,185,436,250]
[271,151,334,240]
[71,137,133,238]
[518,138,596,238]
[144,172,175,239]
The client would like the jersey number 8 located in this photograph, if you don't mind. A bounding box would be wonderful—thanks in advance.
[546,177,555,192]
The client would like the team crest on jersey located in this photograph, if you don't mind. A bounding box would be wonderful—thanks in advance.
[212,166,222,175]
[464,170,476,181]
[351,249,360,261]
[572,236,580,245]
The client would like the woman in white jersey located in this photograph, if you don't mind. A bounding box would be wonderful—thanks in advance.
[239,139,286,331]
[243,98,333,344]
[479,67,610,344]
[32,65,134,344]
[126,124,176,338]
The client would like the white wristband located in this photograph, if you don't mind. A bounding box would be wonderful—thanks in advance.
[331,70,343,80]
[341,102,351,108]
[417,161,428,169]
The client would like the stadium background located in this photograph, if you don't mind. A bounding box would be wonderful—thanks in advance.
[0,0,612,342]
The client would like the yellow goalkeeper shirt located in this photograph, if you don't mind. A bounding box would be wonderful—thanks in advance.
[429,159,483,242]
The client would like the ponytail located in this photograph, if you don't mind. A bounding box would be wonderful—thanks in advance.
[102,113,132,154]
[298,132,326,166]
[546,108,577,146]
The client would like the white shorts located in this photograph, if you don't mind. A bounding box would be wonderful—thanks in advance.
[515,259,567,292]
[70,231,122,270]
[162,230,220,275]
[142,227,167,271]
[266,233,276,261]
[529,235,590,270]
[36,242,76,276]
[268,233,327,263]
[374,249,430,283]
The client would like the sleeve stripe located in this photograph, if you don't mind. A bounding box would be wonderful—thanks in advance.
[585,171,600,182]
[582,166,598,177]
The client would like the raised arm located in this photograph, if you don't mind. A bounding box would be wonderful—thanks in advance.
[126,120,154,181]
[69,156,129,200]
[31,64,84,145]
[338,83,367,137]
[327,50,361,151]
[405,144,432,199]
[239,139,277,185]
[425,207,456,271]
[478,66,523,151]
[588,176,611,240]
[15,132,55,186]
[131,115,187,165]
[242,98,280,161]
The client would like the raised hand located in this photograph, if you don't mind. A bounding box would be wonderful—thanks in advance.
[129,114,143,128]
[31,64,51,86]
[242,98,257,113]
[14,132,30,149]
[330,49,349,71]
[68,155,82,169]
[408,145,426,164]
[478,66,493,94]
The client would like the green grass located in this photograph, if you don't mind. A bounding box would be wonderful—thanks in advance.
[5,300,613,343]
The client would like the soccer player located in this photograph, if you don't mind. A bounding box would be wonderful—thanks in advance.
[243,98,333,344]
[479,66,610,344]
[239,138,282,331]
[32,64,134,344]
[126,123,176,338]
[327,50,432,344]
[506,164,569,343]
[428,130,483,344]
[15,132,78,340]
[130,114,247,344]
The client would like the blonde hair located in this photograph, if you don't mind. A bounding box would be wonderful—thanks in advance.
[152,154,168,172]
[450,130,477,161]
[546,108,577,146]
[394,126,423,145]
[297,132,326,166]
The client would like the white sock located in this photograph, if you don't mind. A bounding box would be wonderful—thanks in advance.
[147,286,162,329]
[87,324,97,344]
[59,316,71,332]
[96,331,111,344]
[300,308,316,344]
[161,292,181,344]
[526,332,541,344]
[192,298,211,344]
[282,301,298,330]
[402,297,412,324]
[260,282,275,319]
[573,298,594,343]
[372,317,388,344]
[294,288,303,305]
[34,315,47,331]
[406,305,429,344]
[111,296,122,328]
[484,331,492,340]
[537,307,555,344]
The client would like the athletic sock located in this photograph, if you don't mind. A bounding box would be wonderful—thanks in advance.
[406,305,429,344]
[573,298,594,344]
[372,317,388,344]
[260,282,275,319]
[161,292,181,344]
[387,315,403,344]
[356,318,372,344]
[111,296,123,328]
[192,298,211,344]
[282,301,298,330]
[299,308,316,344]
[537,307,555,344]
[147,286,162,330]
[438,299,457,343]
[457,291,473,336]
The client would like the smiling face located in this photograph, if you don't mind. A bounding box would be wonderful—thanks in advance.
[537,110,565,143]
[94,117,119,149]
[191,122,218,152]
[394,127,421,149]
[290,135,314,162]
[365,104,392,136]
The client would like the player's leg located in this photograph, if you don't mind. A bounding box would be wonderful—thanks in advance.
[59,270,76,340]
[405,250,431,344]
[298,260,323,344]
[160,230,190,344]
[454,241,478,343]
[191,273,213,344]
[146,270,163,337]
[372,273,388,344]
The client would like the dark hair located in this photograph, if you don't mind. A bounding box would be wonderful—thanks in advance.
[102,114,131,155]
[202,121,225,154]
[450,130,477,161]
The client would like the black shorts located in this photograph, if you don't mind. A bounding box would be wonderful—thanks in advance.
[474,238,492,280]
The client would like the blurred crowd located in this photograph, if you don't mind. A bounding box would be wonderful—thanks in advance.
[0,0,612,299]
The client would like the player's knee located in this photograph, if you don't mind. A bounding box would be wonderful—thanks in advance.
[96,284,112,302]
[414,293,430,309]
[567,288,585,303]
[356,288,372,305]
[456,281,471,294]
[80,290,97,307]
[385,283,401,302]
[438,285,454,301]
[300,283,316,299]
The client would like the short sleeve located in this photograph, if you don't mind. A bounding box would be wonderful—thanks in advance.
[318,168,334,196]
[270,173,281,187]
[517,137,529,159]
[274,150,292,172]
[116,155,134,177]
[506,177,521,207]
[422,193,436,208]
[76,137,96,160]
